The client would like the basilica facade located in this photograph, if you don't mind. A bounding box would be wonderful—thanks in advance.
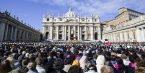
[42,8,101,41]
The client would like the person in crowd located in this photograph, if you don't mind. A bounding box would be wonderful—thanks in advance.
[101,65,114,73]
[126,56,137,73]
[35,57,46,73]
[113,57,126,73]
[72,55,80,67]
[20,58,29,73]
[63,57,72,72]
[96,51,105,73]
[68,65,83,73]
[1,42,145,73]
[27,62,38,73]
[0,60,12,73]
[50,58,66,73]
[85,61,97,73]
[121,53,130,66]
[79,51,87,70]
[135,67,145,73]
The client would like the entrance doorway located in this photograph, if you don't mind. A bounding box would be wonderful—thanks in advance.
[45,32,49,39]
[70,34,74,40]
[95,32,98,40]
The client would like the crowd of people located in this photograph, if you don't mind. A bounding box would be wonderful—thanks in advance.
[0,43,145,73]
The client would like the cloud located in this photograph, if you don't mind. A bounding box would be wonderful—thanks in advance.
[27,0,145,20]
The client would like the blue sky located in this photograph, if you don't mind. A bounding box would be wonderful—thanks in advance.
[0,0,145,31]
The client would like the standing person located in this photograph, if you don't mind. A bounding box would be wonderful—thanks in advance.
[127,56,137,73]
[101,66,114,73]
[85,62,97,73]
[63,57,72,72]
[79,51,87,70]
[0,60,12,73]
[27,62,38,73]
[35,58,46,73]
[20,59,29,73]
[113,58,126,73]
[96,52,105,73]
[68,65,83,73]
[50,58,66,73]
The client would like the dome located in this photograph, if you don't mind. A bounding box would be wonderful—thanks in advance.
[65,8,75,17]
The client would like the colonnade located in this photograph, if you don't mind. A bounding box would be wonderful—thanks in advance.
[103,28,145,42]
[0,22,41,42]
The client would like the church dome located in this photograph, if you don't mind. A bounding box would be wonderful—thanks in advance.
[65,8,75,17]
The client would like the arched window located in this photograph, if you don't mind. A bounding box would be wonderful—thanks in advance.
[47,18,49,21]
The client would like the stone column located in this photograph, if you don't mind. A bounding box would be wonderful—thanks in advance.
[120,32,123,42]
[122,32,124,42]
[56,26,59,40]
[19,30,21,41]
[109,34,111,41]
[80,26,82,41]
[14,28,17,41]
[117,33,120,42]
[42,26,45,39]
[63,26,65,40]
[64,26,66,41]
[11,26,14,41]
[68,26,70,40]
[90,26,94,40]
[132,30,136,41]
[114,33,117,42]
[113,33,117,42]
[127,31,130,42]
[4,24,8,41]
[142,28,145,42]
[85,26,87,40]
[0,23,5,42]
[21,31,24,41]
[124,32,128,42]
[25,32,27,42]
[78,25,80,40]
[112,33,114,42]
[129,30,134,42]
[23,31,26,42]
[50,26,53,40]
[74,26,76,39]
[98,25,101,40]
[110,34,112,42]
[135,28,140,42]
